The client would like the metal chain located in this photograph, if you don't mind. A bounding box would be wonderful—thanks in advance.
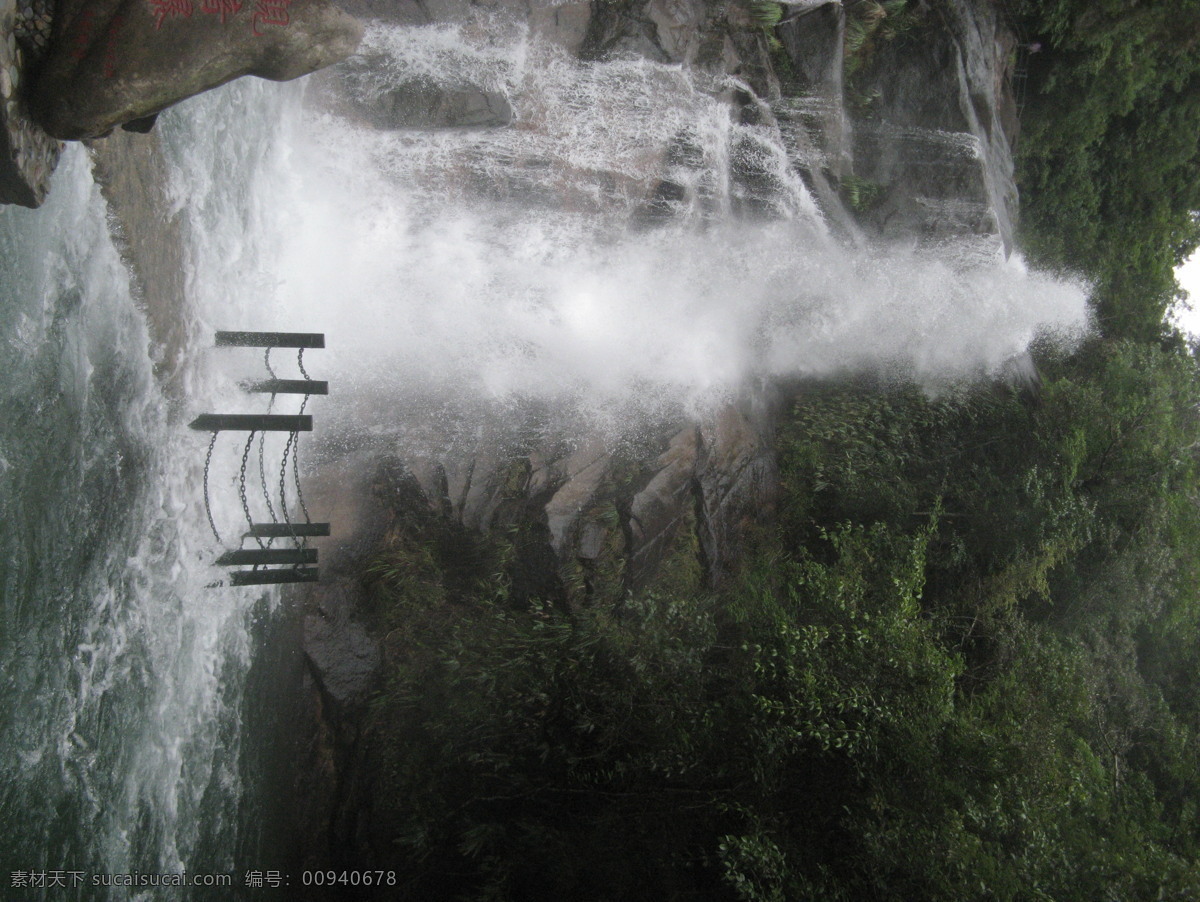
[293,400,313,527]
[239,431,265,550]
[279,424,298,544]
[202,344,322,564]
[203,432,222,545]
[293,348,314,526]
[257,393,278,547]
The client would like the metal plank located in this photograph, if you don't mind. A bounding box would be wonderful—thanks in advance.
[215,331,325,349]
[188,414,312,432]
[217,548,318,566]
[246,523,331,538]
[229,567,320,586]
[240,379,329,395]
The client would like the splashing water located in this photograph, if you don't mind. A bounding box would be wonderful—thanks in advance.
[246,19,1088,428]
[0,84,303,889]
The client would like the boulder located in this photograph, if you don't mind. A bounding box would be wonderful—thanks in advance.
[29,0,363,139]
[0,0,60,207]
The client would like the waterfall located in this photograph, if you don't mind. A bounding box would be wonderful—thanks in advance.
[266,20,1086,427]
[0,12,1087,893]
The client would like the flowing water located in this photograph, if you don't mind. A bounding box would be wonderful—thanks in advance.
[0,86,302,898]
[0,15,1087,899]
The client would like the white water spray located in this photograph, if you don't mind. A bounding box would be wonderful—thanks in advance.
[235,20,1088,428]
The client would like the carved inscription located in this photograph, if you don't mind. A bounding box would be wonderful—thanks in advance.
[200,0,244,24]
[252,0,292,35]
[70,9,97,58]
[102,15,125,76]
[148,0,193,29]
[146,0,289,33]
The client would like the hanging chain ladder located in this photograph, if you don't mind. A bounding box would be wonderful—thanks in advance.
[203,432,222,545]
[238,430,266,550]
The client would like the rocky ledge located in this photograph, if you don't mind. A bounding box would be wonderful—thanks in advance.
[0,0,363,206]
[0,0,60,206]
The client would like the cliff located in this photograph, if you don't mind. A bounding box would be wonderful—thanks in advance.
[280,0,1027,880]
[35,0,1027,882]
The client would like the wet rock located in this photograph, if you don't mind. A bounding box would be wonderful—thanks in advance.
[544,438,611,554]
[0,0,61,207]
[774,0,850,176]
[627,426,699,584]
[29,0,363,139]
[303,585,381,710]
[847,0,1018,255]
[351,81,513,129]
[646,0,701,63]
[528,0,591,54]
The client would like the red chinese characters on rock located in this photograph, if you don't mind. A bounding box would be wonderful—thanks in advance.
[102,14,125,77]
[148,0,193,29]
[145,0,287,32]
[70,9,97,58]
[199,0,244,24]
[252,0,292,35]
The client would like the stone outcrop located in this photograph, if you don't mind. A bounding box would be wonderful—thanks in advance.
[29,0,363,139]
[0,0,60,206]
[845,0,1020,255]
[88,128,190,388]
[774,1,850,179]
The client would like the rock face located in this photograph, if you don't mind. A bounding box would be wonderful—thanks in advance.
[846,0,1020,255]
[29,0,363,139]
[80,0,1030,874]
[0,0,61,206]
[339,79,513,129]
[88,128,190,387]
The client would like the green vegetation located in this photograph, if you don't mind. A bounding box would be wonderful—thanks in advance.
[749,0,784,30]
[749,0,785,53]
[845,0,916,80]
[1011,0,1200,341]
[344,2,1200,897]
[355,338,1200,900]
[839,173,884,211]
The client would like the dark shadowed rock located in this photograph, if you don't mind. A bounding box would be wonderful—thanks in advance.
[774,0,850,177]
[777,0,844,97]
[0,0,61,207]
[30,0,363,139]
[303,586,381,710]
[695,399,779,581]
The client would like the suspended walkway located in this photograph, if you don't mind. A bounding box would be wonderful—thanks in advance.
[191,331,330,586]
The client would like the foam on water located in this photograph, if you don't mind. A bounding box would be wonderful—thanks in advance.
[0,83,301,887]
